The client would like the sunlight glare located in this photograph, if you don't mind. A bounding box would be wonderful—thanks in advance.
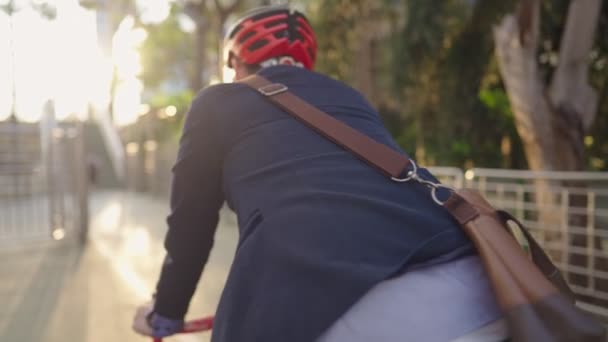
[52,2,104,120]
[96,201,122,234]
[88,51,113,112]
[165,105,177,117]
[177,13,195,33]
[222,65,236,83]
[0,0,110,122]
[52,228,66,240]
[113,78,143,126]
[111,15,147,126]
[112,16,147,79]
[0,13,12,120]
[125,226,151,256]
[12,7,53,122]
[137,0,170,24]
[94,238,153,301]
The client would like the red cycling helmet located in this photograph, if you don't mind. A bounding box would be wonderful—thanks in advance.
[224,6,317,70]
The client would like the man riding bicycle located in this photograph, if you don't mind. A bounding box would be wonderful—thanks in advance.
[133,5,508,342]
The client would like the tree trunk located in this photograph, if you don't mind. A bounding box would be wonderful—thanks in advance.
[192,20,207,92]
[214,0,243,82]
[184,1,209,92]
[495,0,601,170]
[217,16,227,82]
[494,0,604,305]
[353,35,374,101]
[548,0,601,171]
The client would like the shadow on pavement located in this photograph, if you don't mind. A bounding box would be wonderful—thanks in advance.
[0,241,88,342]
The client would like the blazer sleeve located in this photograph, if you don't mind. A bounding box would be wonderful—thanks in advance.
[153,89,226,319]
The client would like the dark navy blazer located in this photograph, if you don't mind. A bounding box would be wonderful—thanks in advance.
[153,65,474,342]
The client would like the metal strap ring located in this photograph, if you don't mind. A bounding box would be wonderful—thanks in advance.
[431,184,454,206]
[391,159,418,183]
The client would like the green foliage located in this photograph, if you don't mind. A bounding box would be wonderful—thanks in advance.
[307,0,363,83]
[149,90,193,114]
[140,3,194,91]
[384,0,522,168]
[148,90,194,141]
[479,89,511,119]
[133,0,607,170]
[1,1,56,19]
[586,1,608,170]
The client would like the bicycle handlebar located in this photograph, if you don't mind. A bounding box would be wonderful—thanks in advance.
[152,316,214,342]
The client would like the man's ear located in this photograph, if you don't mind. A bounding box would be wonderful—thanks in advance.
[231,59,240,70]
[228,54,235,69]
[231,57,252,81]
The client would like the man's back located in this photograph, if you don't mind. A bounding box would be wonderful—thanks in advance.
[179,65,475,341]
[136,7,503,342]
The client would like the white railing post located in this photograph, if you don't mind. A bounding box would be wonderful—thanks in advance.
[560,189,570,266]
[497,183,505,208]
[455,171,463,189]
[587,191,596,291]
[516,184,525,221]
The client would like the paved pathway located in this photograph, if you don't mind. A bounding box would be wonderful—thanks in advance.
[0,190,238,342]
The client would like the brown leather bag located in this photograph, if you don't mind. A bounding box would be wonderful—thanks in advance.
[446,190,604,341]
[240,74,607,341]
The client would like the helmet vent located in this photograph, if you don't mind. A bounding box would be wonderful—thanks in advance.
[239,30,256,44]
[264,19,284,28]
[248,39,268,52]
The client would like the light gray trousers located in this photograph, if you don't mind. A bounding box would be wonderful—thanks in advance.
[317,256,510,342]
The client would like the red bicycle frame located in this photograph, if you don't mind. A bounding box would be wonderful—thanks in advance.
[152,316,214,342]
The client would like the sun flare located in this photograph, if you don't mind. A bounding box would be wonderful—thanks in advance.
[0,0,145,126]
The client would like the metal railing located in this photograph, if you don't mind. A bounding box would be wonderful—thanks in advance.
[0,120,88,248]
[428,166,464,188]
[125,139,175,197]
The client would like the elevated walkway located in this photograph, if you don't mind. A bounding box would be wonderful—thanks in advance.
[0,190,237,342]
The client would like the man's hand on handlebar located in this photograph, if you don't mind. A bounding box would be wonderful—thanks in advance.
[132,302,184,339]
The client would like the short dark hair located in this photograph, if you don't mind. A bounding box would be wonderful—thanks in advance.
[230,54,261,74]
[245,63,261,74]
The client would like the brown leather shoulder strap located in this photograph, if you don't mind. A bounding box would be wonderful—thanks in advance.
[239,74,411,178]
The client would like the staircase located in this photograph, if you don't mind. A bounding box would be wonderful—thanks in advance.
[0,121,49,245]
[0,122,43,197]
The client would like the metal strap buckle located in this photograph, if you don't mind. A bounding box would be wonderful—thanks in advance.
[391,159,454,205]
[258,83,288,96]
